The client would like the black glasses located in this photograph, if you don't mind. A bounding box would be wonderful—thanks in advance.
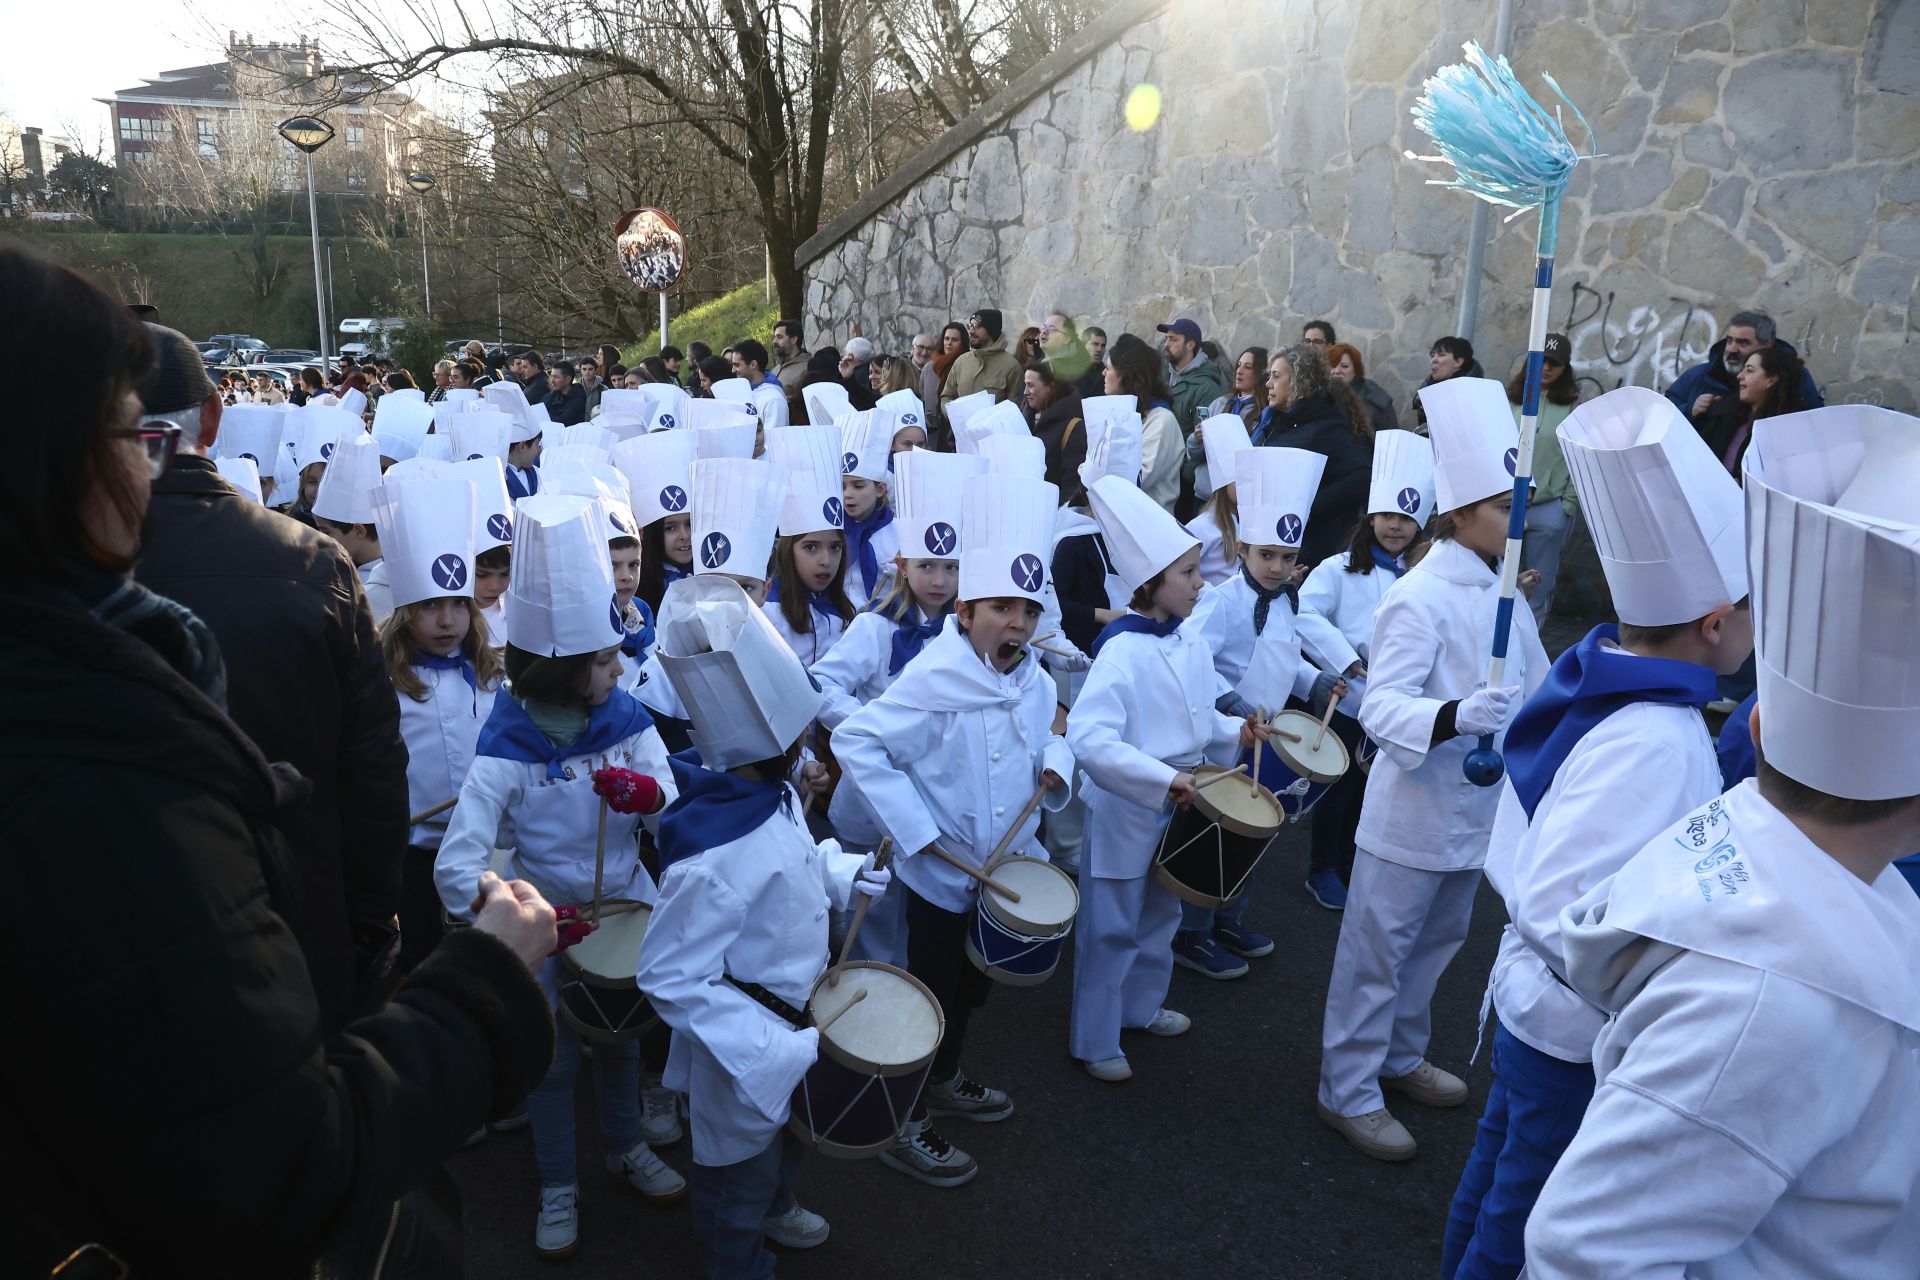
[122,424,181,480]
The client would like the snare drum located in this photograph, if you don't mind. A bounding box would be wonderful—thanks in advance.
[1154,764,1285,908]
[1252,709,1352,821]
[965,855,1080,986]
[557,902,660,1042]
[788,962,944,1159]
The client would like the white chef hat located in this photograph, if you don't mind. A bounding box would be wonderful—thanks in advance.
[1419,376,1519,512]
[1745,406,1920,800]
[1368,428,1437,526]
[381,458,445,486]
[215,404,284,472]
[954,398,1028,455]
[894,449,986,561]
[1235,446,1327,549]
[446,456,515,553]
[215,456,263,504]
[1559,387,1746,625]
[292,405,359,470]
[371,395,434,463]
[416,432,454,464]
[944,390,995,445]
[541,457,639,543]
[558,422,618,457]
[692,421,757,460]
[838,408,892,482]
[767,424,847,536]
[542,442,619,474]
[690,456,783,582]
[1079,403,1145,492]
[960,473,1058,604]
[876,388,928,442]
[655,575,824,769]
[978,432,1045,480]
[432,400,473,434]
[802,381,852,428]
[481,382,543,441]
[441,387,480,404]
[450,411,514,463]
[373,475,478,608]
[612,428,697,528]
[311,431,383,524]
[384,387,427,404]
[710,377,759,417]
[1200,412,1253,491]
[1087,473,1198,591]
[506,493,626,658]
[337,386,368,418]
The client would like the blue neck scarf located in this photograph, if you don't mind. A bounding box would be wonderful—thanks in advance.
[1239,566,1297,636]
[885,601,950,675]
[1091,612,1181,658]
[1504,625,1719,819]
[656,749,795,869]
[415,650,477,693]
[842,503,896,598]
[766,578,845,625]
[1371,545,1408,578]
[664,561,692,585]
[620,597,656,659]
[473,687,655,781]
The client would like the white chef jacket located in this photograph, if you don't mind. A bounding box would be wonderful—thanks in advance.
[761,598,846,667]
[810,610,911,847]
[479,597,509,651]
[1526,780,1920,1278]
[841,518,901,612]
[637,792,864,1165]
[359,557,393,626]
[835,619,1074,912]
[1295,550,1405,719]
[1355,538,1547,872]
[1181,511,1235,586]
[398,662,498,850]
[1483,692,1720,1062]
[1185,573,1322,712]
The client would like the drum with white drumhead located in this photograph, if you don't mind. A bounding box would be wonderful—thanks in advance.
[964,855,1080,986]
[558,902,660,1042]
[788,962,944,1159]
[1252,708,1351,821]
[1154,764,1285,908]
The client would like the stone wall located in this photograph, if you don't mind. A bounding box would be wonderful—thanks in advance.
[800,0,1920,416]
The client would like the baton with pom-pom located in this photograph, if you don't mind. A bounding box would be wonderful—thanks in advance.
[1407,41,1595,786]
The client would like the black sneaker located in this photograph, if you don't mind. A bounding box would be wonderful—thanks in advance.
[924,1070,1015,1122]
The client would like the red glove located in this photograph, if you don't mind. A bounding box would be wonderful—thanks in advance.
[592,767,662,815]
[552,904,595,951]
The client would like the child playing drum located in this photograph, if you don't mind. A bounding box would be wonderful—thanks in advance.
[1067,474,1271,1082]
[834,473,1076,1187]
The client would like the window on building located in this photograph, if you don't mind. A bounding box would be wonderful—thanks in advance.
[118,115,172,143]
[346,125,365,149]
[197,118,217,157]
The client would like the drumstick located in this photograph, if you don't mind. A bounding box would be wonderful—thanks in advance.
[927,844,1023,904]
[409,796,458,826]
[1193,764,1250,793]
[1312,694,1340,753]
[1252,707,1269,795]
[984,782,1051,865]
[814,986,868,1032]
[829,836,894,987]
[1029,631,1079,659]
[589,802,608,925]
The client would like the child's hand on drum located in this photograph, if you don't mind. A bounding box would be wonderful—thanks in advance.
[551,904,597,951]
[1169,772,1199,807]
[1238,714,1274,749]
[798,760,830,797]
[1041,769,1066,792]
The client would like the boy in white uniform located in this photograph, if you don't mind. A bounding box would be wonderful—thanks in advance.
[311,430,392,622]
[1525,405,1920,1278]
[1442,388,1752,1278]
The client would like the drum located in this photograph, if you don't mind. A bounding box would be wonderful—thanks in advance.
[557,902,660,1042]
[1153,764,1285,908]
[1252,709,1352,821]
[964,855,1080,986]
[788,962,944,1159]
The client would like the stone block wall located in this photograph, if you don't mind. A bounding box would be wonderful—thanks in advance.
[800,0,1920,416]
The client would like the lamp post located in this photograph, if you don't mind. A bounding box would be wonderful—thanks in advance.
[406,171,435,320]
[278,115,335,365]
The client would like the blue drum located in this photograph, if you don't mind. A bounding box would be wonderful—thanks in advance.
[1252,709,1352,822]
[964,855,1080,986]
[788,962,943,1159]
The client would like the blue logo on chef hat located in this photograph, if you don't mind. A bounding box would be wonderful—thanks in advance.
[742,403,758,417]
[924,521,957,556]
[320,440,336,460]
[239,451,258,465]
[701,531,732,568]
[1397,486,1421,516]
[430,553,469,591]
[901,412,920,426]
[1277,513,1304,545]
[610,507,634,535]
[467,452,484,461]
[823,495,844,527]
[1504,446,1520,476]
[1011,553,1045,593]
[841,451,859,474]
[657,413,675,430]
[487,513,513,542]
[659,484,687,512]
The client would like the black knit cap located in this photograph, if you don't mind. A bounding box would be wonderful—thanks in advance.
[138,322,217,414]
[968,308,1003,340]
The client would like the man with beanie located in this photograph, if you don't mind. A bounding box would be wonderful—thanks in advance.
[132,323,411,1036]
[940,308,1024,412]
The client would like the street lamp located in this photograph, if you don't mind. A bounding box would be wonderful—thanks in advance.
[406,171,436,320]
[278,115,336,365]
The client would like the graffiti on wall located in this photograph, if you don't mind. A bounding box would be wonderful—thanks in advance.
[1561,282,1719,397]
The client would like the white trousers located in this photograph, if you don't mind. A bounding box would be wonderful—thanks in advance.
[1069,871,1183,1062]
[1318,848,1480,1117]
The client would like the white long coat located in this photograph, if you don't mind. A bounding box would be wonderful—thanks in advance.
[397,663,497,850]
[1526,781,1920,1277]
[1355,539,1547,871]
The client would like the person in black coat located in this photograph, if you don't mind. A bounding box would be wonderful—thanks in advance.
[1251,345,1375,569]
[0,246,559,1278]
[1021,361,1087,498]
[542,359,589,426]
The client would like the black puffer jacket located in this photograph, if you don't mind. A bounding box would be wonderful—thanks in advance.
[1251,392,1374,568]
[1027,389,1086,499]
[0,579,553,1278]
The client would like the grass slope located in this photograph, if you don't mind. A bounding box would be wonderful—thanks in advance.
[623,280,776,366]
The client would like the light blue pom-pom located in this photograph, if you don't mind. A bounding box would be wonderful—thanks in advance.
[1408,41,1595,212]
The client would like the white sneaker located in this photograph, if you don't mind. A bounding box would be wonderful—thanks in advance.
[1083,1054,1133,1082]
[1382,1060,1470,1108]
[1316,1102,1417,1162]
[1144,1007,1191,1037]
[640,1085,684,1147]
[534,1183,579,1258]
[606,1139,688,1204]
[878,1116,979,1187]
[763,1203,831,1249]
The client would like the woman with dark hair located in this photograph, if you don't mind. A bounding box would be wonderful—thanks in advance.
[0,245,557,1275]
[1506,332,1584,622]
[384,370,417,393]
[1325,343,1397,436]
[1105,334,1184,510]
[1021,360,1086,495]
[1251,345,1374,568]
[640,355,673,385]
[1414,336,1483,428]
[1188,345,1270,502]
[1697,345,1805,477]
[597,343,622,385]
[695,354,732,397]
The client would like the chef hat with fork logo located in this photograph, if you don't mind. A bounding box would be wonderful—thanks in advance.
[506,494,626,657]
[374,475,479,608]
[612,427,698,528]
[689,456,783,583]
[894,448,986,561]
[1234,447,1326,549]
[766,425,847,536]
[960,472,1058,605]
[1367,429,1436,527]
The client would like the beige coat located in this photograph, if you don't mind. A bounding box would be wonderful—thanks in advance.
[939,336,1023,407]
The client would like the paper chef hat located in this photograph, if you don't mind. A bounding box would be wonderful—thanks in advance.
[1368,429,1437,526]
[1235,447,1327,549]
[543,442,617,473]
[373,475,478,609]
[481,382,544,441]
[655,575,823,770]
[599,386,670,430]
[442,387,480,403]
[802,381,852,428]
[944,390,995,445]
[216,404,284,473]
[954,398,1027,456]
[876,388,928,440]
[385,387,426,404]
[337,386,368,418]
[1744,406,1920,800]
[372,396,434,463]
[1558,387,1746,625]
[559,422,618,456]
[381,458,445,486]
[506,494,626,658]
[612,428,698,528]
[416,432,454,464]
[894,449,986,561]
[215,456,263,504]
[293,405,359,470]
[767,425,847,536]
[541,457,639,543]
[432,401,473,433]
[312,431,383,524]
[1200,413,1253,490]
[692,421,757,461]
[838,408,892,482]
[682,398,757,433]
[690,456,783,582]
[1419,376,1519,512]
[978,432,1045,480]
[450,411,514,463]
[447,457,516,552]
[710,377,760,418]
[960,473,1058,604]
[1087,474,1198,591]
[1079,402,1145,492]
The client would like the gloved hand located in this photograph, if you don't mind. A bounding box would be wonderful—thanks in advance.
[592,767,662,815]
[1044,643,1091,674]
[551,904,596,951]
[853,851,893,900]
[1456,685,1522,737]
[1308,670,1343,716]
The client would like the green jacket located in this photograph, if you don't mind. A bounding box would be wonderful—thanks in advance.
[1167,351,1227,434]
[1514,398,1579,514]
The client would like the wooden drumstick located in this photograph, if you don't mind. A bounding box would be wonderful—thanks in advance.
[1312,692,1340,752]
[984,781,1051,865]
[589,801,609,924]
[815,986,868,1032]
[829,836,894,987]
[927,844,1023,903]
[1029,631,1080,659]
[409,796,458,826]
[1194,764,1250,793]
[1252,707,1269,794]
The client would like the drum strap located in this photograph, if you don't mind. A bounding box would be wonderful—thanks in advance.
[724,975,808,1029]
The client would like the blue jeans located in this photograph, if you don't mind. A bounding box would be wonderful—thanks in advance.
[529,1015,642,1185]
[1440,1025,1596,1280]
[688,1130,808,1280]
[1522,499,1570,624]
[1179,875,1252,932]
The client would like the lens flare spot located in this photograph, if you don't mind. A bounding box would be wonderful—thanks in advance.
[1124,83,1163,132]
